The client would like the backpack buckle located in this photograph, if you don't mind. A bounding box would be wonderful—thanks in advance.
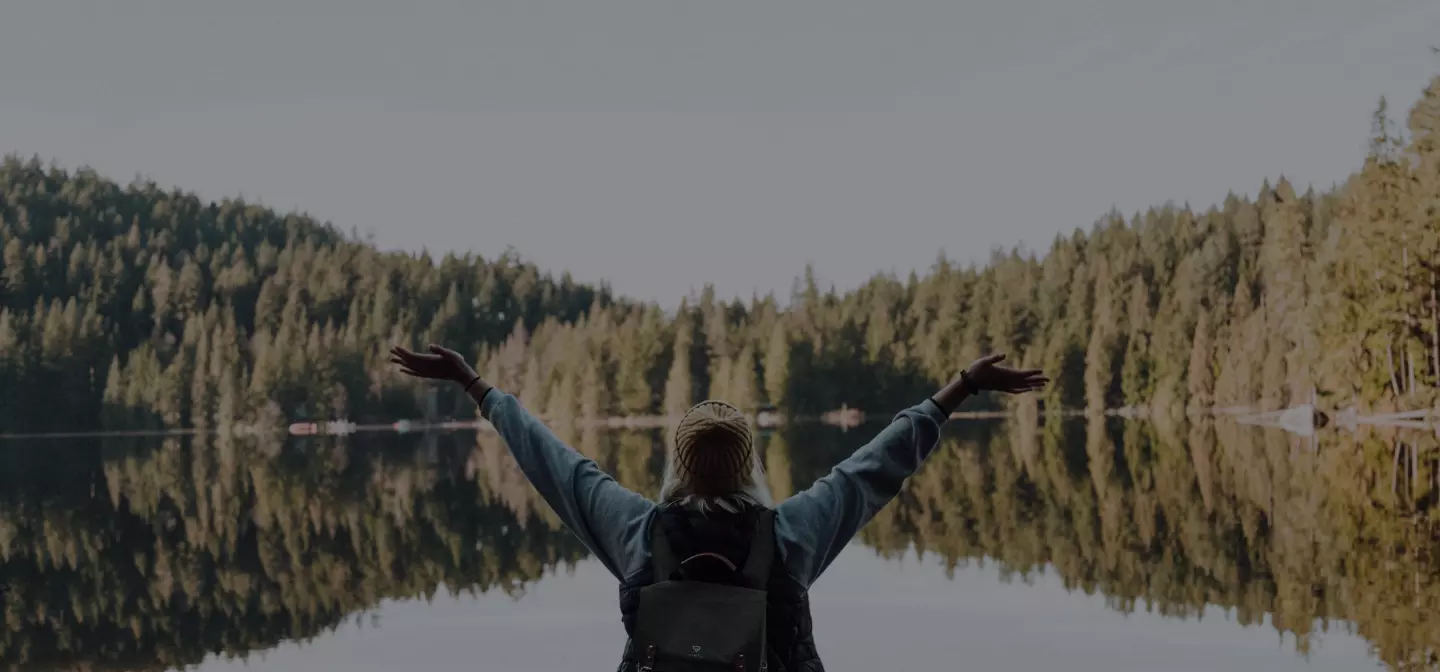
[637,643,656,672]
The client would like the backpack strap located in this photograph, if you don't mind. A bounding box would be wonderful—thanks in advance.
[681,551,738,572]
[649,512,679,581]
[739,509,776,589]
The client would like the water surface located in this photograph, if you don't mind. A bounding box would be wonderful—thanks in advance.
[0,417,1431,670]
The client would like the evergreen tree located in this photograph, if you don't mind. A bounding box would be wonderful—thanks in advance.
[729,344,761,412]
[663,319,695,417]
[1120,279,1153,408]
[1187,308,1215,411]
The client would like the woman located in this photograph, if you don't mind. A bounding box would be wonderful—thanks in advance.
[391,344,1047,671]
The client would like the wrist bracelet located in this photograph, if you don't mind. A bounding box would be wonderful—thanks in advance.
[464,375,482,392]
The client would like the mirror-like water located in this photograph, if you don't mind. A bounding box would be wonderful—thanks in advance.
[0,416,1434,671]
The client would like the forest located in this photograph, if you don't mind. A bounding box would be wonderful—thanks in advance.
[2,74,1440,669]
[1,76,1438,433]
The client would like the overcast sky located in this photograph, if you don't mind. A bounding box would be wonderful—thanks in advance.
[2,0,1438,307]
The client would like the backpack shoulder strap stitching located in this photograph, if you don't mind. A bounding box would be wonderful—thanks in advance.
[680,551,738,572]
[739,508,776,589]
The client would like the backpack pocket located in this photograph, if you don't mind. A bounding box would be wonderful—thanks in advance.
[633,580,767,671]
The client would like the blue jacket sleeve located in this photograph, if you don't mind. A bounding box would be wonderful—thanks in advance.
[773,399,950,587]
[480,390,657,581]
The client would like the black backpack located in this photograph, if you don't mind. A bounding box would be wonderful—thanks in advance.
[631,508,775,672]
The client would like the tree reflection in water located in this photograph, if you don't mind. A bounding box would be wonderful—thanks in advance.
[0,416,1435,671]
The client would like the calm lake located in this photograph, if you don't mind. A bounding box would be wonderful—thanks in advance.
[0,416,1429,671]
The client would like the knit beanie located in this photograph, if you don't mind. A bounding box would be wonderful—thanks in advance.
[672,400,754,496]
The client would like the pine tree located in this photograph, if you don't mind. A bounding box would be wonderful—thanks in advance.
[612,316,658,415]
[1120,279,1153,408]
[763,322,791,408]
[520,354,547,413]
[580,356,604,422]
[547,364,577,422]
[190,321,213,428]
[728,345,760,412]
[1084,258,1120,411]
[663,321,694,417]
[1186,308,1215,411]
[100,355,125,427]
[764,432,793,501]
[710,356,734,405]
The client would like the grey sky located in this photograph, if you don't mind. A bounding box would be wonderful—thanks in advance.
[3,0,1438,307]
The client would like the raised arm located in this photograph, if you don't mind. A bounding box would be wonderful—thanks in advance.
[391,345,656,581]
[773,353,1047,588]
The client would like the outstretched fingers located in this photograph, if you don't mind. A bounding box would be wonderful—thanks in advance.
[392,345,444,364]
[428,343,465,360]
[387,353,421,377]
[1009,372,1049,393]
[390,346,434,376]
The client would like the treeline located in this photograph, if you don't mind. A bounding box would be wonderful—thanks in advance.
[0,165,610,432]
[2,77,1439,431]
[0,418,1434,670]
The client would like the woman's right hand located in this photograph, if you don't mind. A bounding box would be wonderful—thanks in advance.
[390,344,479,386]
[963,353,1048,394]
